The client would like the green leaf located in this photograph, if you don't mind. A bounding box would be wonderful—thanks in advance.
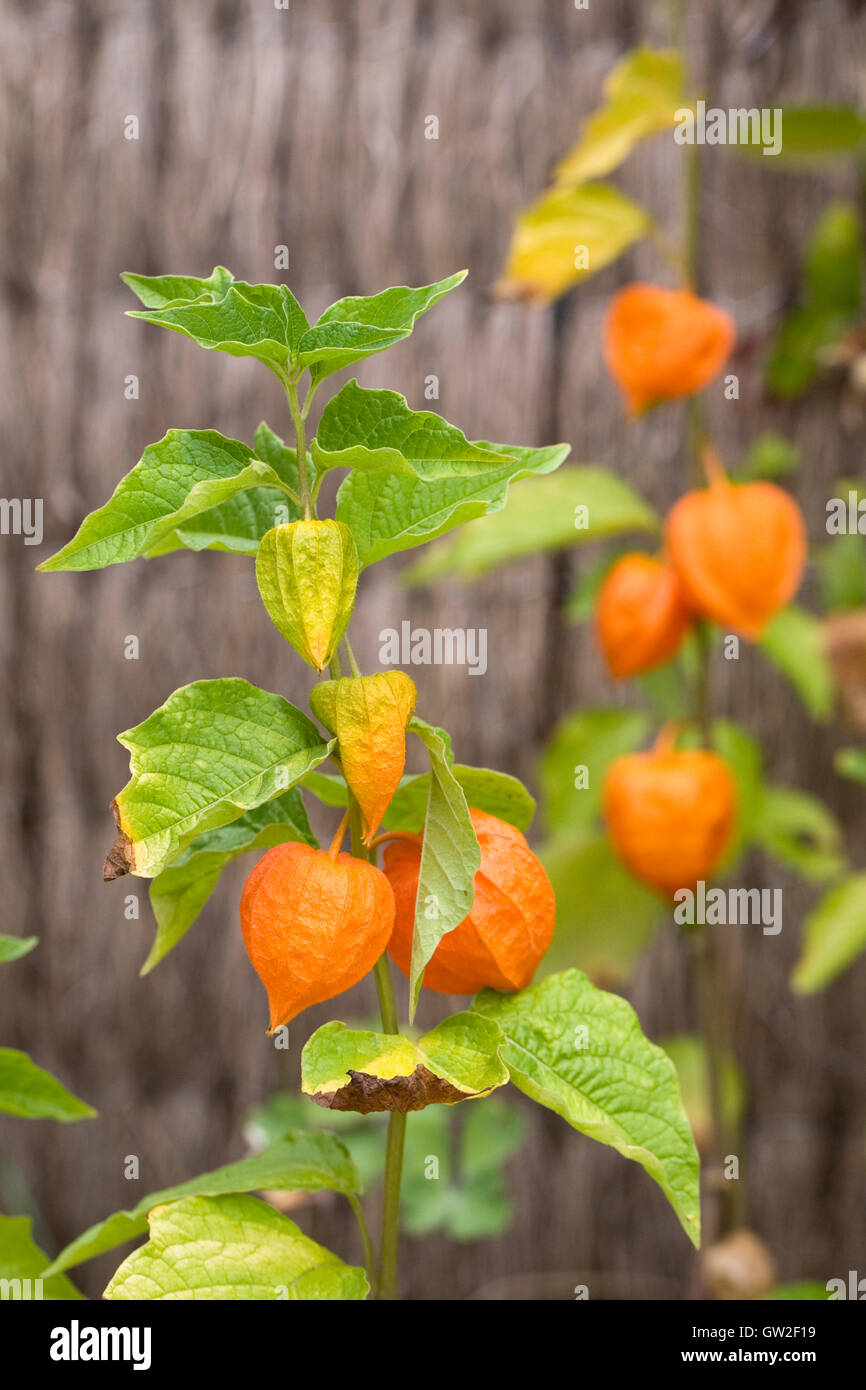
[754,785,846,882]
[300,770,350,807]
[406,720,481,1019]
[0,1216,84,1300]
[633,632,703,722]
[39,430,298,572]
[107,678,332,878]
[815,534,866,612]
[147,489,297,557]
[555,47,689,186]
[711,719,765,868]
[296,271,466,381]
[732,433,801,482]
[145,422,307,558]
[565,548,627,623]
[759,606,835,721]
[0,1050,96,1122]
[244,1090,525,1242]
[763,1281,831,1301]
[738,106,866,163]
[301,1014,508,1111]
[314,379,517,480]
[496,182,652,303]
[145,790,317,974]
[405,468,657,582]
[104,1194,368,1301]
[805,203,862,315]
[243,1091,384,1157]
[765,206,861,398]
[411,716,455,765]
[338,457,560,568]
[0,935,38,964]
[399,1097,525,1240]
[660,1034,746,1154]
[314,383,569,566]
[791,873,866,994]
[44,1130,361,1277]
[472,969,701,1246]
[539,708,650,837]
[384,765,535,834]
[121,266,235,310]
[253,421,305,483]
[765,305,849,398]
[125,276,310,376]
[836,747,866,784]
[539,832,661,987]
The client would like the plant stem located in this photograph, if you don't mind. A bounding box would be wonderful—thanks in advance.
[373,955,399,1034]
[673,1,745,1245]
[285,374,312,520]
[329,647,344,680]
[327,809,351,857]
[694,620,712,749]
[377,1110,407,1301]
[369,830,420,852]
[667,0,685,48]
[348,1192,376,1282]
[344,636,362,678]
[348,793,406,1299]
[676,2,707,486]
[687,928,743,1237]
[690,632,743,1241]
[649,221,690,286]
[683,141,700,292]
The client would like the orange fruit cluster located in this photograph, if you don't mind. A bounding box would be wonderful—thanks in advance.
[241,803,555,1026]
[595,480,807,678]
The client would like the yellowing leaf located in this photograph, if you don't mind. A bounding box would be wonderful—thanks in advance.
[104,1194,368,1301]
[302,1014,509,1113]
[496,183,651,304]
[555,47,690,187]
[310,673,417,844]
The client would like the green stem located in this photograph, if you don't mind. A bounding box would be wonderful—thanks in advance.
[377,1110,406,1301]
[682,143,700,292]
[687,928,744,1237]
[300,378,319,420]
[373,955,398,1035]
[348,1193,376,1283]
[689,617,744,1241]
[372,953,404,1298]
[694,620,712,749]
[344,636,362,678]
[348,799,405,1298]
[675,8,746,1246]
[649,221,689,285]
[285,375,312,520]
[667,0,684,47]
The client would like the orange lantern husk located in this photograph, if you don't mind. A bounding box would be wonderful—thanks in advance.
[241,842,394,1031]
[603,283,735,414]
[384,808,555,995]
[596,552,693,678]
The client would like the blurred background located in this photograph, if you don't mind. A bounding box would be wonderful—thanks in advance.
[1,0,865,1299]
